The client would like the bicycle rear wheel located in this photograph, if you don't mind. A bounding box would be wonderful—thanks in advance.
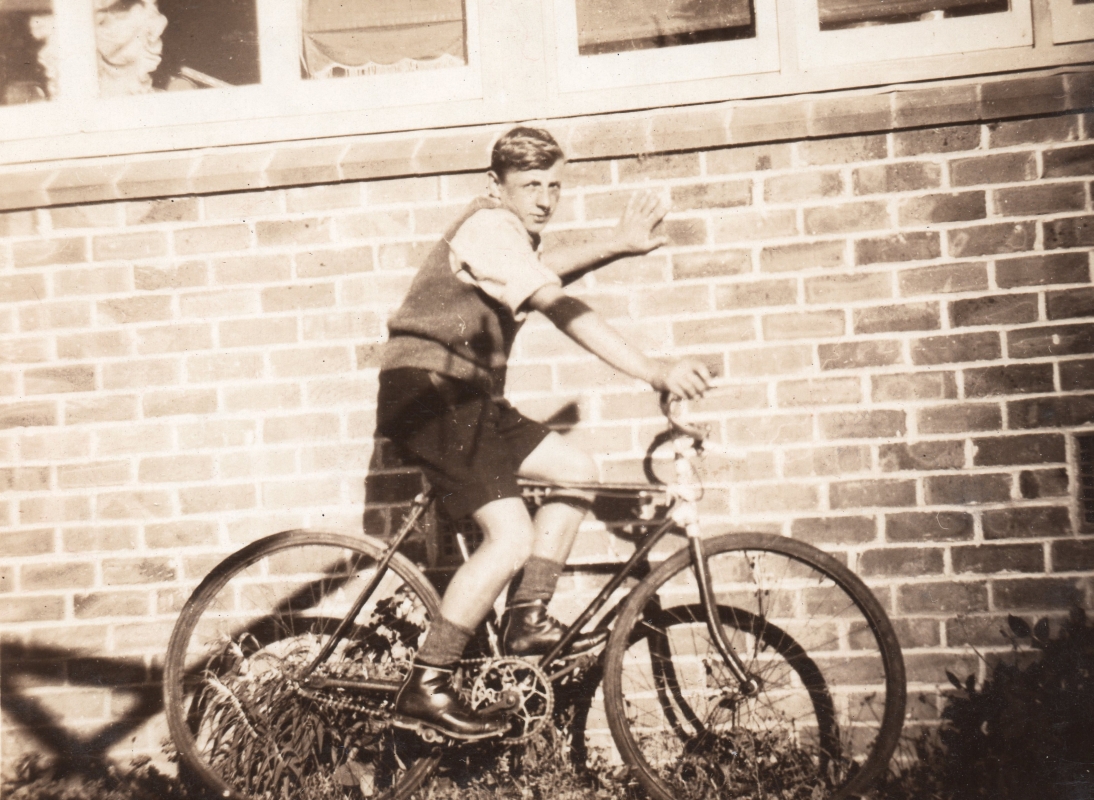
[603,532,905,800]
[163,530,443,800]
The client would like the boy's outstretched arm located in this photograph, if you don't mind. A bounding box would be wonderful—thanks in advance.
[525,283,709,399]
[542,190,670,285]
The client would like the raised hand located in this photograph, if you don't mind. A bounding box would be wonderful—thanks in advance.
[613,190,670,255]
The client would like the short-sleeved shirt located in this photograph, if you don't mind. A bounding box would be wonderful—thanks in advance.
[381,197,562,394]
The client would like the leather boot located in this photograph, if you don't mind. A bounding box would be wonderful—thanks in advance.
[393,663,508,740]
[501,599,606,657]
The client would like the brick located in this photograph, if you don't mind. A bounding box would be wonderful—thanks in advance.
[880,440,963,472]
[777,377,862,407]
[1008,323,1094,359]
[900,264,989,299]
[0,467,49,491]
[887,510,973,542]
[94,424,173,456]
[97,490,172,520]
[673,250,752,282]
[982,75,1068,118]
[0,401,57,430]
[724,413,813,445]
[950,152,1037,187]
[994,183,1087,217]
[20,301,93,331]
[707,143,792,173]
[21,560,95,591]
[185,352,263,383]
[144,520,218,549]
[855,231,943,266]
[808,271,892,304]
[738,483,819,513]
[1044,205,1094,248]
[178,484,256,514]
[263,413,340,443]
[665,218,709,247]
[286,183,361,212]
[94,297,169,327]
[136,324,213,355]
[1047,287,1094,320]
[213,254,292,285]
[948,222,1036,258]
[1019,468,1068,499]
[57,331,130,360]
[1009,394,1094,428]
[3,531,58,567]
[805,201,888,235]
[911,332,1001,365]
[55,265,133,297]
[918,403,1002,433]
[174,224,251,255]
[854,302,939,334]
[125,197,199,225]
[62,526,137,554]
[983,505,1071,539]
[0,336,49,365]
[0,208,40,235]
[854,162,942,196]
[975,435,1067,466]
[267,144,345,186]
[993,578,1086,611]
[819,339,902,370]
[1043,143,1094,178]
[783,445,871,477]
[790,514,881,549]
[1053,539,1094,572]
[635,285,711,318]
[261,283,336,312]
[142,389,218,417]
[179,289,260,319]
[650,108,730,152]
[177,419,256,449]
[870,372,958,402]
[728,344,813,376]
[715,279,795,309]
[820,409,905,439]
[74,591,150,619]
[57,461,129,488]
[24,367,95,396]
[219,317,298,348]
[965,364,1055,398]
[256,217,332,248]
[101,359,179,390]
[1061,358,1094,390]
[763,310,844,340]
[900,582,988,614]
[764,171,842,203]
[0,596,65,623]
[895,84,978,128]
[729,101,809,142]
[831,479,916,509]
[671,180,751,211]
[953,544,1043,575]
[92,231,167,261]
[0,273,46,303]
[990,116,1080,148]
[899,192,986,227]
[761,240,845,272]
[613,152,698,183]
[860,547,944,577]
[296,247,375,279]
[712,209,797,242]
[12,237,87,268]
[925,473,1011,505]
[798,135,887,166]
[672,315,754,347]
[893,124,981,156]
[997,253,1091,289]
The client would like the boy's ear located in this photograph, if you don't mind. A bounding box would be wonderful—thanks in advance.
[486,170,503,199]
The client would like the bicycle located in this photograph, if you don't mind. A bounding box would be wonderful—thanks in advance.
[163,392,906,800]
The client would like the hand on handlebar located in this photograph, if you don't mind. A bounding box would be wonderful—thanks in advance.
[652,358,711,400]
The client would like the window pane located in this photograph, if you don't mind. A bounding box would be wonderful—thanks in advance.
[818,0,1009,29]
[301,0,466,80]
[94,0,259,97]
[575,0,754,56]
[1,0,54,105]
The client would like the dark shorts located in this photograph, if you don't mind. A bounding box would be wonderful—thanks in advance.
[376,368,551,520]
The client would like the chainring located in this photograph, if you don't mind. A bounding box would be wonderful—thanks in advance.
[468,657,553,743]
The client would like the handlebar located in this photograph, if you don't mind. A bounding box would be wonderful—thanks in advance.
[658,386,749,461]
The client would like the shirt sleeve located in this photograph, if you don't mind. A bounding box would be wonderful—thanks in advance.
[447,208,562,315]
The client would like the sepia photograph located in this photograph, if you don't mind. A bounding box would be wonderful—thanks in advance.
[0,0,1093,797]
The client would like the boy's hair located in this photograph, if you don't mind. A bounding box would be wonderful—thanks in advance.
[490,127,565,179]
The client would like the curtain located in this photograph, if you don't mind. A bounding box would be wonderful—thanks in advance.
[575,0,751,53]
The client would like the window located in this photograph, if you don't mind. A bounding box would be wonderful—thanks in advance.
[795,0,1033,68]
[1050,0,1094,43]
[0,0,54,105]
[554,0,778,91]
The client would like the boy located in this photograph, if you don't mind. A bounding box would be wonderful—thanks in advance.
[378,126,710,739]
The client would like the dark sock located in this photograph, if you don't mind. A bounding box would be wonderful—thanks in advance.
[510,556,564,605]
[415,616,474,667]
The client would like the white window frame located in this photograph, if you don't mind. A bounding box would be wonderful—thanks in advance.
[794,0,1034,68]
[1049,0,1094,44]
[551,0,780,93]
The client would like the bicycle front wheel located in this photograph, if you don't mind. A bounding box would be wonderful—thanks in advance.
[603,533,905,800]
[163,530,443,800]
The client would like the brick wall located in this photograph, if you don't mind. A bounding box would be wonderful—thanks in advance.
[1,94,1093,772]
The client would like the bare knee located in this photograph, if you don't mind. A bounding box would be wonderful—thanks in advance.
[472,497,535,574]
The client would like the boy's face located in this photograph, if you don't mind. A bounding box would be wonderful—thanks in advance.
[489,161,564,236]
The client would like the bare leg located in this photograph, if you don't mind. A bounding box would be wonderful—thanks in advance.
[519,432,598,564]
[437,496,534,630]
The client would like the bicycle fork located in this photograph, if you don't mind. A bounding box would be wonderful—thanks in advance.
[673,437,759,696]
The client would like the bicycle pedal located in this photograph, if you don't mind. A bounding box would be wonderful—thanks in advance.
[390,716,504,743]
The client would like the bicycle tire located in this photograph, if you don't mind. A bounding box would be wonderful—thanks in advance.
[603,532,905,800]
[163,530,444,800]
